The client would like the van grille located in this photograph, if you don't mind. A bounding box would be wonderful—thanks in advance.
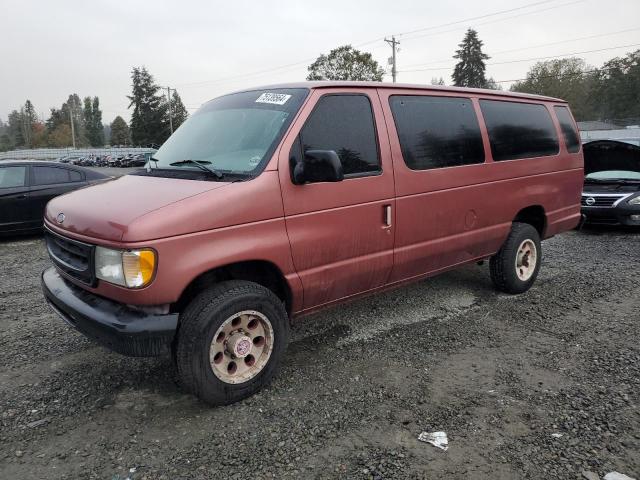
[581,194,627,207]
[45,228,95,286]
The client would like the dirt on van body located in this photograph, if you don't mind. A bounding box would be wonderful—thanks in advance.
[0,228,638,480]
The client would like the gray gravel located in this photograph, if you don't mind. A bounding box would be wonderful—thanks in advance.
[0,227,638,479]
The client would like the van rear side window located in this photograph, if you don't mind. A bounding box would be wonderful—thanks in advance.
[389,96,485,170]
[554,106,581,153]
[480,100,559,161]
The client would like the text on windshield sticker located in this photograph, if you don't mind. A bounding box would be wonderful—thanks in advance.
[255,93,291,105]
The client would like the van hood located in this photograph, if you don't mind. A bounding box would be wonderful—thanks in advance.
[45,175,231,241]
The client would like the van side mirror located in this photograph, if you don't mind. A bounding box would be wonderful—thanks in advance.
[292,150,344,185]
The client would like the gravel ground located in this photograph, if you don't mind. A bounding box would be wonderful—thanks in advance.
[0,227,638,479]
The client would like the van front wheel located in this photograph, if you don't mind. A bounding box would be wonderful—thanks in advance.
[175,281,289,406]
[490,222,541,294]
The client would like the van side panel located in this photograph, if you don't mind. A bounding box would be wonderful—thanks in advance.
[378,88,583,283]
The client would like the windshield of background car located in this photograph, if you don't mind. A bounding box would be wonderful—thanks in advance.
[151,88,308,176]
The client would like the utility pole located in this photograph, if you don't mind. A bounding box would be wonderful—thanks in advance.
[384,36,400,83]
[69,107,76,149]
[167,86,174,134]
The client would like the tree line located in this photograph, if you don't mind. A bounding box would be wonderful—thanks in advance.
[0,67,188,152]
[306,29,639,122]
[3,33,638,152]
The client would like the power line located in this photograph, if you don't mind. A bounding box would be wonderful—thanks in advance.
[393,0,557,38]
[399,0,584,42]
[168,0,578,90]
[401,27,640,69]
[398,43,640,73]
[494,67,607,84]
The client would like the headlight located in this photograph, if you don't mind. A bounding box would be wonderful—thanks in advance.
[95,246,156,288]
[629,196,640,205]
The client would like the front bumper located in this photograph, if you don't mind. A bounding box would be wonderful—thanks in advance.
[581,205,640,226]
[41,267,178,356]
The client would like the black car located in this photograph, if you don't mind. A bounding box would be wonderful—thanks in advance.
[581,140,640,226]
[0,161,109,235]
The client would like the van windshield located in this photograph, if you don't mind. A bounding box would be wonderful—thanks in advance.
[150,88,308,177]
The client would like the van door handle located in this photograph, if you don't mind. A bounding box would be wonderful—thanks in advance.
[383,204,392,228]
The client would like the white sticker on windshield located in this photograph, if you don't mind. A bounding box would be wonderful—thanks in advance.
[255,93,292,105]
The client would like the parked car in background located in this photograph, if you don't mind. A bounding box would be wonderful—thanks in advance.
[128,154,147,167]
[0,160,109,235]
[41,82,582,406]
[581,140,640,225]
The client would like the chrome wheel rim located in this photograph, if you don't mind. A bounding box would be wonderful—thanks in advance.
[515,239,537,281]
[209,310,274,384]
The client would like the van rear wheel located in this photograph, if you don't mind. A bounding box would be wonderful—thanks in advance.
[490,222,541,294]
[175,280,289,405]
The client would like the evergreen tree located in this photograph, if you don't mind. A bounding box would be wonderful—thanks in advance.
[83,96,105,146]
[128,67,167,146]
[83,96,93,140]
[91,97,104,146]
[110,116,130,145]
[169,90,189,131]
[7,110,24,148]
[452,29,490,88]
[307,45,385,81]
[22,100,38,148]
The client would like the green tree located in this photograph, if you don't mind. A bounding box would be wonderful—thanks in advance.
[452,29,490,88]
[110,116,130,145]
[46,94,88,147]
[168,90,189,131]
[307,45,385,81]
[128,67,167,146]
[22,100,38,148]
[511,58,596,120]
[7,110,24,148]
[431,77,446,86]
[83,96,104,146]
[591,49,640,121]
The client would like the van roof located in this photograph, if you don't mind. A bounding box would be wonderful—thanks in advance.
[243,81,565,103]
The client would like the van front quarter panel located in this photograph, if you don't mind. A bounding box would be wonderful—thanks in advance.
[44,170,302,310]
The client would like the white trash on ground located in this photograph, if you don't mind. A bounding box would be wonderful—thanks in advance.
[551,433,563,438]
[604,473,636,480]
[418,431,449,451]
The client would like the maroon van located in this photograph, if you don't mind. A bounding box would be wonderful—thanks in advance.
[41,82,583,405]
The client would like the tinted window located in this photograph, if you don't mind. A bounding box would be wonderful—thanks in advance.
[554,106,581,153]
[33,166,71,185]
[390,95,484,170]
[69,170,83,182]
[300,95,380,176]
[0,166,27,188]
[480,100,559,161]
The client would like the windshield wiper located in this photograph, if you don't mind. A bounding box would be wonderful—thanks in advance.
[169,159,224,179]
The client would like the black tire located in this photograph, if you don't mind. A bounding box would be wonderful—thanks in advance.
[490,222,542,294]
[175,280,289,406]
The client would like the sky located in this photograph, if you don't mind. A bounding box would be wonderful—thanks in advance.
[2,0,640,125]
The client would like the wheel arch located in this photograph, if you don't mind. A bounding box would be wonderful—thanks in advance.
[513,205,547,238]
[173,260,293,316]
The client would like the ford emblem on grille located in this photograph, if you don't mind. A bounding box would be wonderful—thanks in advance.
[585,197,595,206]
[56,213,65,223]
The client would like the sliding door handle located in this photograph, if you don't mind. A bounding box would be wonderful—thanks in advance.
[383,204,392,228]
